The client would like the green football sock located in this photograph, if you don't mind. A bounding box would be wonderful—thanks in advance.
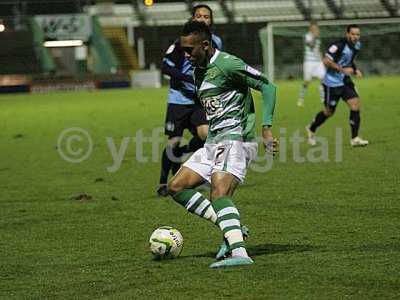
[212,196,248,258]
[172,189,217,224]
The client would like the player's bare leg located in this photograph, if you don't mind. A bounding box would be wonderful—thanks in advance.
[168,166,218,224]
[186,124,210,192]
[346,97,368,147]
[168,154,248,262]
[168,166,204,193]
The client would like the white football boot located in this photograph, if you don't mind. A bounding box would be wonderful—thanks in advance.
[297,98,304,107]
[350,136,369,147]
[305,126,317,146]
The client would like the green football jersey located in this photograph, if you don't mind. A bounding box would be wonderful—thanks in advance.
[194,50,270,144]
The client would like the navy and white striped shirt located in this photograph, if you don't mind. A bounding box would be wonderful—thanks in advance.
[323,38,361,87]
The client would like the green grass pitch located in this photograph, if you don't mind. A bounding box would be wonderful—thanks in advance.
[1,76,399,299]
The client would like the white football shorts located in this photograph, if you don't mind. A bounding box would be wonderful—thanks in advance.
[183,140,258,183]
[303,61,326,81]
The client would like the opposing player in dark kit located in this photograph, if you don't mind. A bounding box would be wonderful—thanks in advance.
[306,24,368,147]
[157,5,223,197]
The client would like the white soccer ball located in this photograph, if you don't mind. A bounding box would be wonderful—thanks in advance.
[149,226,183,259]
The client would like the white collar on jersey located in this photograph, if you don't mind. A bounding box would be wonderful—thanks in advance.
[209,49,220,64]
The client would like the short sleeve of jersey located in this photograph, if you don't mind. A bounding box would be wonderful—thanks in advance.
[212,34,223,51]
[163,40,180,67]
[325,41,343,61]
[225,56,269,91]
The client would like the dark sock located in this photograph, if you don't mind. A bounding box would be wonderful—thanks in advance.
[179,136,205,155]
[187,136,205,152]
[170,145,185,175]
[171,161,181,175]
[310,111,328,132]
[176,144,189,154]
[166,137,205,177]
[350,110,360,138]
[159,148,171,185]
[177,136,205,157]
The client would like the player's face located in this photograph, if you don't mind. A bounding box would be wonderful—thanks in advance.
[346,27,360,45]
[181,34,209,67]
[193,7,212,27]
[310,24,320,37]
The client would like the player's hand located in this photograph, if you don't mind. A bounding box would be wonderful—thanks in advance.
[342,67,354,75]
[262,127,278,156]
[355,69,363,78]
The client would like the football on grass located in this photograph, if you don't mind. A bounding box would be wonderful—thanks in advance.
[149,226,183,259]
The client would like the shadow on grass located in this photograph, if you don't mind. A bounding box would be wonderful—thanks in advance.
[180,243,316,260]
[248,243,315,257]
[180,251,216,259]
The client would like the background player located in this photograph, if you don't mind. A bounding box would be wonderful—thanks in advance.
[306,24,368,147]
[168,21,277,268]
[157,4,222,197]
[297,21,326,107]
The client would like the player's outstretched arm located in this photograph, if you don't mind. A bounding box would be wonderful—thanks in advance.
[260,82,276,128]
[227,57,278,154]
[260,83,278,155]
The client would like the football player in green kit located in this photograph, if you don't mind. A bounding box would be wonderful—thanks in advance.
[168,21,277,268]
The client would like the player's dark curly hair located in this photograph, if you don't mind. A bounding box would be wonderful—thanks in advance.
[192,4,213,26]
[182,20,211,42]
[346,24,359,32]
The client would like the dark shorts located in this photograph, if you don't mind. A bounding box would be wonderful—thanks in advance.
[323,83,359,110]
[164,103,208,138]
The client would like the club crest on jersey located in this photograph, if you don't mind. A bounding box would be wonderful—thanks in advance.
[207,68,220,80]
[201,96,223,119]
[166,44,175,54]
[329,45,338,53]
